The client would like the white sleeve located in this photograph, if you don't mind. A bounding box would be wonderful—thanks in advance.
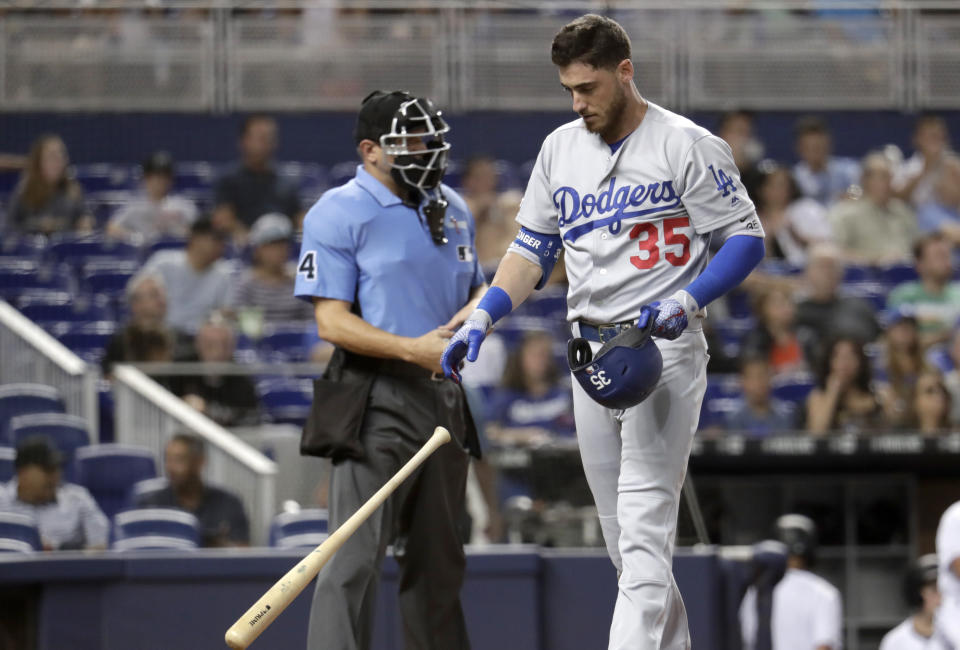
[937,503,960,572]
[677,134,757,234]
[739,587,758,650]
[813,588,844,649]
[515,141,561,235]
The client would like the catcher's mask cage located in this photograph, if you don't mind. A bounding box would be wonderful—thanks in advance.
[380,97,452,243]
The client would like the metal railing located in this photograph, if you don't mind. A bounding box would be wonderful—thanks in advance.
[112,364,277,546]
[1,1,959,112]
[0,300,99,438]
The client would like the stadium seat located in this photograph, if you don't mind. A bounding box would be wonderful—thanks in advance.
[270,509,329,548]
[9,413,90,480]
[0,384,65,442]
[516,285,567,319]
[0,260,71,300]
[128,477,169,508]
[257,378,313,426]
[113,536,198,551]
[74,444,157,520]
[0,234,47,261]
[846,283,888,311]
[329,161,358,188]
[842,265,873,283]
[17,291,113,325]
[0,446,14,482]
[771,373,816,404]
[48,234,139,269]
[113,508,200,547]
[0,538,36,553]
[257,323,315,362]
[73,163,136,193]
[175,161,218,191]
[143,236,188,260]
[881,263,918,285]
[0,512,42,551]
[57,321,118,364]
[82,260,139,297]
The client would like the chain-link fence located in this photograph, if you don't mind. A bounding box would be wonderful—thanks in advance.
[0,2,958,112]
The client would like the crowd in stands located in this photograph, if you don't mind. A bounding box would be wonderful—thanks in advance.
[1,111,960,525]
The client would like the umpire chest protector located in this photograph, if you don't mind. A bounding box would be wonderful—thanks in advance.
[567,318,663,410]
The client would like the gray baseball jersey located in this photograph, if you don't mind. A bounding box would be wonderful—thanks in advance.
[513,101,758,324]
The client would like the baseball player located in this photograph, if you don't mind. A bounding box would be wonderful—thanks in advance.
[441,14,765,649]
[936,500,960,647]
[740,514,843,650]
[880,554,950,650]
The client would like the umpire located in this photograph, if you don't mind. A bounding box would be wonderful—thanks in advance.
[294,90,484,650]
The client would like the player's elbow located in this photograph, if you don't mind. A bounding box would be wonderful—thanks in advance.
[312,298,351,345]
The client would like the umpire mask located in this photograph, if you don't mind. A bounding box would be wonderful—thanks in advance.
[355,90,452,244]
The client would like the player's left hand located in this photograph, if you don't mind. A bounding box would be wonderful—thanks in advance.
[648,290,699,340]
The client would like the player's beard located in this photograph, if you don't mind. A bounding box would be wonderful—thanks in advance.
[587,83,628,140]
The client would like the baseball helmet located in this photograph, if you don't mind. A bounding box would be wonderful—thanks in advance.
[902,553,938,609]
[775,514,818,565]
[567,316,663,410]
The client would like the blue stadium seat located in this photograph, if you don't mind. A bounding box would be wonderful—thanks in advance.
[17,291,113,325]
[0,538,36,553]
[112,535,198,551]
[48,234,139,268]
[846,282,888,311]
[9,413,90,480]
[257,323,315,362]
[842,265,874,283]
[0,260,71,300]
[72,163,136,193]
[143,236,188,260]
[329,161,358,188]
[0,446,14,482]
[278,161,328,194]
[516,285,567,319]
[270,509,329,548]
[0,384,65,442]
[519,158,537,187]
[771,373,816,404]
[175,161,218,191]
[881,263,918,286]
[82,259,139,297]
[113,508,200,547]
[56,321,118,364]
[0,234,47,261]
[129,477,169,508]
[257,378,313,426]
[74,444,157,520]
[0,512,42,551]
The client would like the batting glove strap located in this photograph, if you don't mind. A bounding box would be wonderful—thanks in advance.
[440,310,492,383]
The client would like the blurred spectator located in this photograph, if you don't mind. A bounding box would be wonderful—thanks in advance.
[944,329,960,425]
[894,114,953,208]
[795,243,880,366]
[232,213,313,326]
[139,217,235,337]
[829,152,917,265]
[876,309,924,428]
[101,273,172,375]
[879,555,943,650]
[906,368,952,435]
[754,162,831,266]
[171,317,259,427]
[460,156,519,267]
[137,433,249,547]
[792,115,860,207]
[716,110,764,200]
[213,115,301,239]
[723,356,798,437]
[917,156,960,244]
[487,331,574,446]
[0,436,108,551]
[740,287,808,376]
[106,151,197,242]
[888,233,960,347]
[806,337,882,434]
[5,134,92,235]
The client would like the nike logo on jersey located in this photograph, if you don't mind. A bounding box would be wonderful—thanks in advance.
[554,176,682,243]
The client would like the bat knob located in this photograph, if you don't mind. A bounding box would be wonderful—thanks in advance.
[433,426,452,444]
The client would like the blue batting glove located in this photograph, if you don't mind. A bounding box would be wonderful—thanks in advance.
[441,310,493,383]
[649,290,699,340]
[634,305,660,330]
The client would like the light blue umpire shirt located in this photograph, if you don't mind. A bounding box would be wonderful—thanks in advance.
[294,165,485,337]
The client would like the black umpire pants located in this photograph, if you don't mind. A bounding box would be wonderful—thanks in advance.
[306,370,472,650]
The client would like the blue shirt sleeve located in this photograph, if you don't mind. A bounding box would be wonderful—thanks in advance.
[685,234,765,308]
[294,203,359,303]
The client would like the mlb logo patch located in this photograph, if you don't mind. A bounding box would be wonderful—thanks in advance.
[457,245,475,262]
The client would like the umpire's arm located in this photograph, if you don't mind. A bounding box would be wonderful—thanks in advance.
[313,298,452,375]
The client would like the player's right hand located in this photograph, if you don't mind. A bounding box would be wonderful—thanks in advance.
[441,310,493,383]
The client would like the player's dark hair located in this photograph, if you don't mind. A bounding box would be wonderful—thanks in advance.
[551,14,632,70]
[502,330,560,393]
[239,113,275,137]
[815,337,872,393]
[794,115,829,140]
[913,231,947,261]
[169,432,206,459]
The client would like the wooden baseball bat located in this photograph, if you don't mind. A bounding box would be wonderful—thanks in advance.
[224,426,452,649]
